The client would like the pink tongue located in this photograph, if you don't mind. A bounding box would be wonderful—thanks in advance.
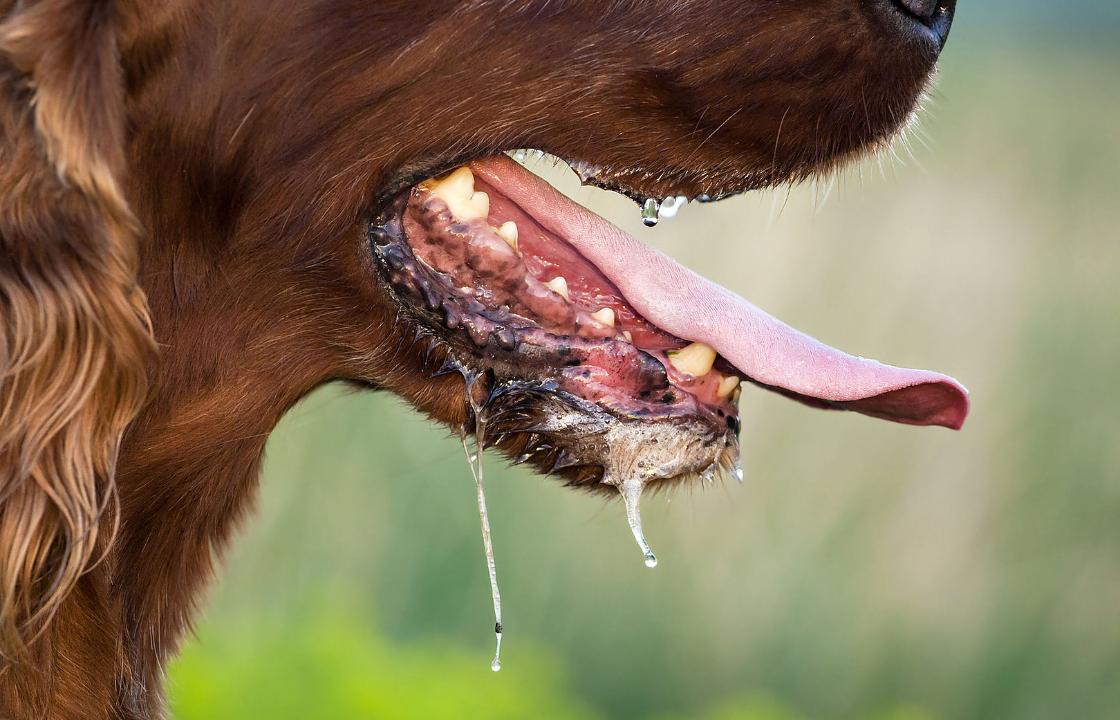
[471,157,969,430]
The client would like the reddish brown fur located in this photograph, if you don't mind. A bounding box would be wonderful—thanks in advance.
[0,1,947,716]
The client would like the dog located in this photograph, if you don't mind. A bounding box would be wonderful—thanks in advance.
[0,1,964,716]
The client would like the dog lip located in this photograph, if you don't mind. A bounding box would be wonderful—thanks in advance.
[559,161,747,210]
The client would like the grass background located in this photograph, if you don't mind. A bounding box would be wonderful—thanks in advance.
[169,5,1120,718]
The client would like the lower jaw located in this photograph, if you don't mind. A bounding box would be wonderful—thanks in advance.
[369,180,741,491]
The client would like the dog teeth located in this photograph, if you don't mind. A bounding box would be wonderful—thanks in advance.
[465,191,489,220]
[716,375,741,399]
[622,330,633,343]
[424,166,492,221]
[590,307,615,327]
[497,221,518,252]
[427,165,474,198]
[546,276,570,301]
[667,342,716,377]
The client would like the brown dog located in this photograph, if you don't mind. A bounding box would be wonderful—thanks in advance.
[0,1,964,716]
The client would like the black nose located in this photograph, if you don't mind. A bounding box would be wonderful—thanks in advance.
[887,0,957,49]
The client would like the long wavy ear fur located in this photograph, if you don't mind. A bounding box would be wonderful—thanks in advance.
[0,0,153,661]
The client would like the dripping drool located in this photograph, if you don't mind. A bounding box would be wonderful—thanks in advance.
[459,386,504,670]
[448,361,737,670]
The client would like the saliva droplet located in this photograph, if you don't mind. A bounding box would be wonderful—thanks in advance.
[641,198,660,227]
[491,621,503,672]
[513,149,528,162]
[657,195,687,220]
[619,478,658,569]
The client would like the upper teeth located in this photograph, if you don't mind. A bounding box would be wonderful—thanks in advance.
[667,342,716,377]
[546,276,570,301]
[425,166,490,221]
[496,221,518,251]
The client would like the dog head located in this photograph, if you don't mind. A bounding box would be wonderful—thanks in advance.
[0,0,962,657]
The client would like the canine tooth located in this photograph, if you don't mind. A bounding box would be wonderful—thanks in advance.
[717,375,741,399]
[590,307,615,327]
[467,191,490,220]
[667,342,716,377]
[545,276,570,301]
[427,166,484,220]
[497,221,519,251]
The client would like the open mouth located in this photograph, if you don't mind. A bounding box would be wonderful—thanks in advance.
[369,153,969,491]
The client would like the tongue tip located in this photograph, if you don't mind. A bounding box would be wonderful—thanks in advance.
[930,380,970,431]
[843,375,971,431]
[920,377,971,431]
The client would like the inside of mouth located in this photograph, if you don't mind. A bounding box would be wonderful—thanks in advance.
[387,165,742,420]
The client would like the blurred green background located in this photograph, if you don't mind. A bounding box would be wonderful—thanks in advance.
[169,4,1120,719]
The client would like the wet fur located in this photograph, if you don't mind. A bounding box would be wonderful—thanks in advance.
[0,1,944,716]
